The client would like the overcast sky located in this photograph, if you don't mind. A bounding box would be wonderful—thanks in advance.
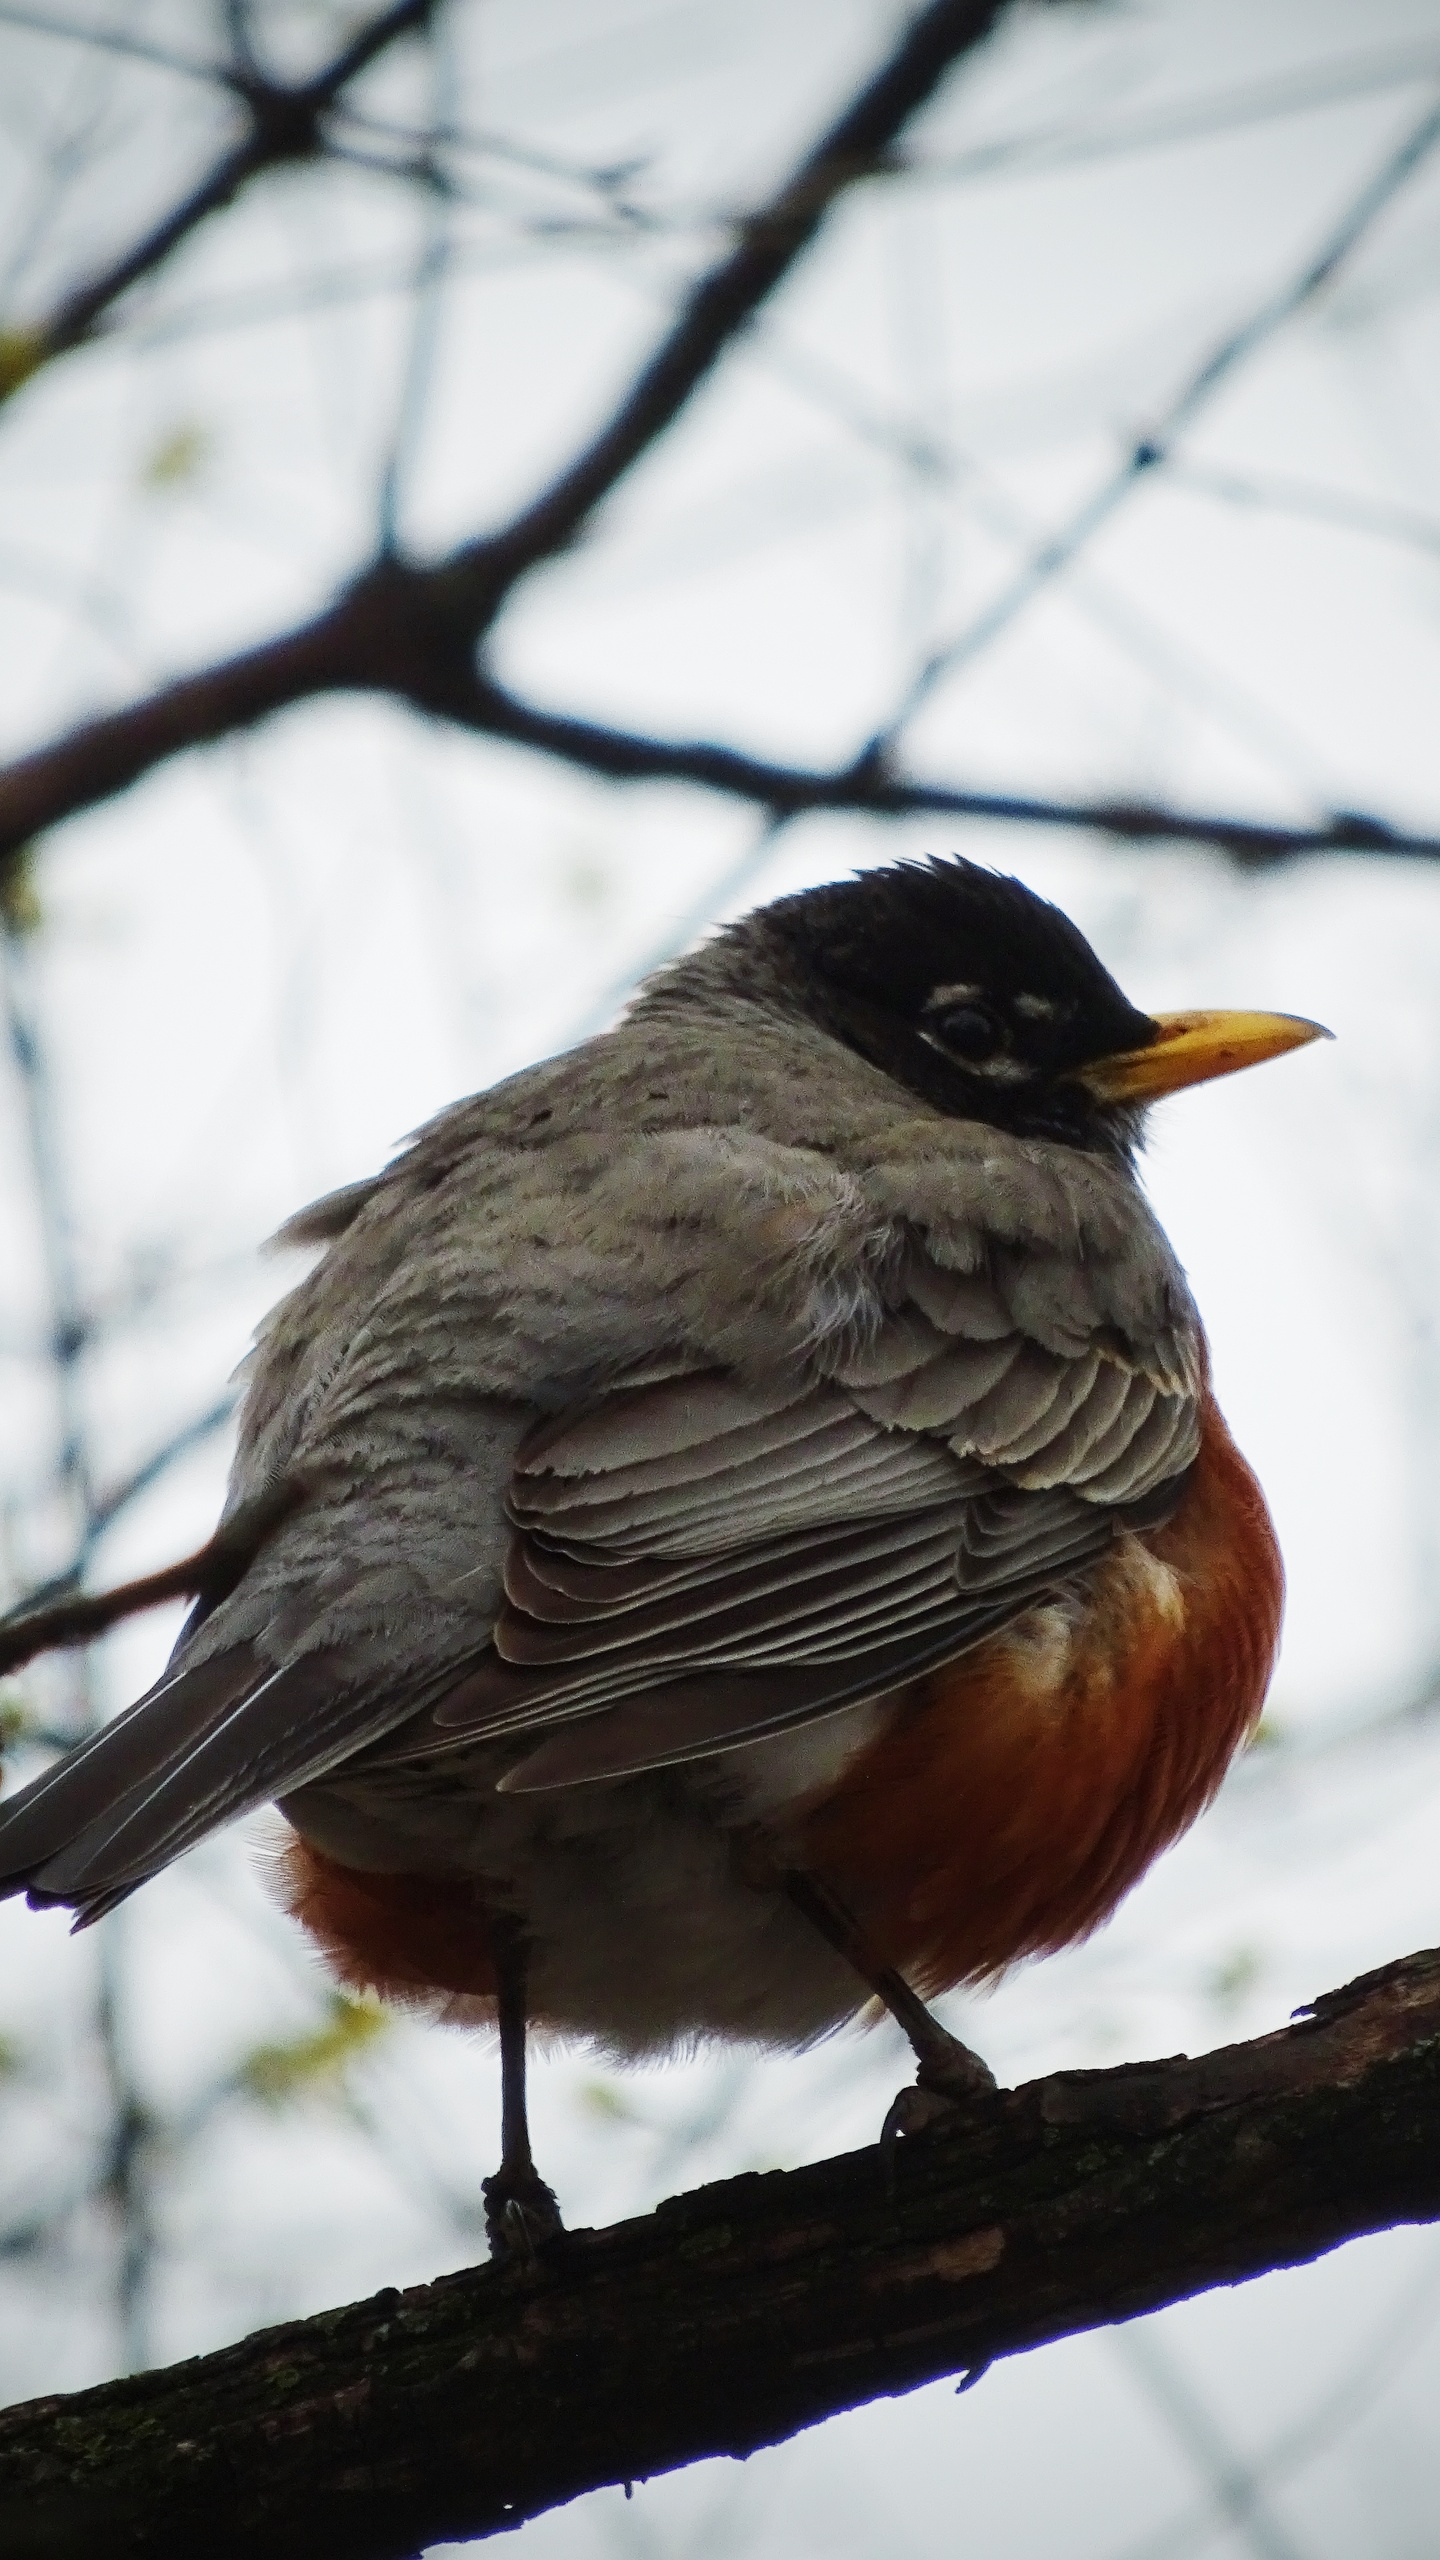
[3,4,1440,2553]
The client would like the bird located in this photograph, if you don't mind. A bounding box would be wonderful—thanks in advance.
[0,857,1325,2255]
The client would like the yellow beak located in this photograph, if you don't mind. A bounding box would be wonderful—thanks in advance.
[1078,1008,1332,1105]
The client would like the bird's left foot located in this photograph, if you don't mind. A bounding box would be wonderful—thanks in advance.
[482,2160,564,2263]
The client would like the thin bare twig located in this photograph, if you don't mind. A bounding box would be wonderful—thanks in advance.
[376,5,453,555]
[909,37,1440,189]
[881,90,1440,734]
[416,675,1440,870]
[445,0,1008,590]
[0,5,221,88]
[0,0,436,399]
[8,1395,241,1627]
[1169,457,1440,560]
[0,1537,219,1677]
[0,1477,293,1679]
[1110,2327,1313,2560]
[1107,2244,1440,2560]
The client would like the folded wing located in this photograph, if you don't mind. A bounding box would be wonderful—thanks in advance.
[428,1248,1199,1788]
[0,1200,1201,1900]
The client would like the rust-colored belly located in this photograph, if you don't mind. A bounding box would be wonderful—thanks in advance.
[795,1392,1283,1995]
[278,1849,499,2009]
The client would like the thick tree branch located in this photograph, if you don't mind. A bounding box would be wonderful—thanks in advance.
[1,1945,1437,2557]
[0,0,435,401]
[0,576,1430,873]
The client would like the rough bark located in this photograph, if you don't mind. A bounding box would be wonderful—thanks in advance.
[2,1945,1438,2560]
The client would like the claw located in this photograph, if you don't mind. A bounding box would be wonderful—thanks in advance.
[880,2082,962,2154]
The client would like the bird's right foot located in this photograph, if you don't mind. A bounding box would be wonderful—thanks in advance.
[880,2027,997,2160]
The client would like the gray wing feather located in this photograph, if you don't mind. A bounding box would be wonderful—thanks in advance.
[0,1644,431,1918]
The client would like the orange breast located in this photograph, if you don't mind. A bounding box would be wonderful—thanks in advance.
[795,1389,1283,1996]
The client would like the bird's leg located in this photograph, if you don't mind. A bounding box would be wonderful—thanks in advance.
[481,1910,563,2261]
[783,1869,995,2144]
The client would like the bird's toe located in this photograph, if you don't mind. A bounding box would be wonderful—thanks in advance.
[880,2030,997,2165]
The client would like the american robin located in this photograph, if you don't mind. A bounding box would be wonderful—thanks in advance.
[0,859,1325,2253]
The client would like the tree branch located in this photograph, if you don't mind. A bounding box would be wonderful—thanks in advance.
[0,580,1430,873]
[446,676,1437,868]
[0,0,1006,846]
[457,0,1006,585]
[3,1,1430,880]
[0,1546,212,1677]
[881,88,1440,730]
[1,1945,1438,2557]
[0,1479,293,1679]
[0,0,435,401]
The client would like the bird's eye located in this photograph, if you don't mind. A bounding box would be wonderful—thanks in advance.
[933,1002,1002,1064]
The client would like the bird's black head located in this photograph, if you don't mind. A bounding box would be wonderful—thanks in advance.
[670,857,1160,1159]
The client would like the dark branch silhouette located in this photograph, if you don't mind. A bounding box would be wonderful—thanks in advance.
[0,0,1006,862]
[0,606,1430,875]
[0,0,435,401]
[1,1944,1438,2559]
[436,677,1440,868]
[1,0,1434,883]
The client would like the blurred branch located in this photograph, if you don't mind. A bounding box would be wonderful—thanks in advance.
[0,0,1008,852]
[343,41,1440,228]
[879,89,1440,732]
[0,0,1433,875]
[339,105,659,219]
[450,0,1006,584]
[910,36,1440,188]
[0,1477,294,1679]
[1110,2327,1312,2560]
[0,0,436,403]
[1108,2241,1440,2560]
[376,5,454,553]
[1168,457,1440,560]
[0,6,221,87]
[8,1395,240,1622]
[84,1398,237,1551]
[0,1539,214,1677]
[1,575,1435,875]
[3,1944,1440,2557]
[431,678,1437,866]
